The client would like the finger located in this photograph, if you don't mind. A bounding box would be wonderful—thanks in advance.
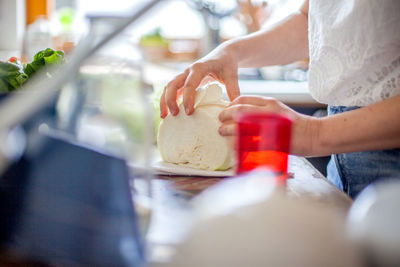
[160,89,168,118]
[161,87,184,118]
[218,122,237,136]
[229,95,272,106]
[220,119,235,125]
[165,71,188,116]
[219,104,265,122]
[183,65,206,115]
[223,71,240,101]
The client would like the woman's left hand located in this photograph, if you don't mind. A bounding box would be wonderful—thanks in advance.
[218,96,321,156]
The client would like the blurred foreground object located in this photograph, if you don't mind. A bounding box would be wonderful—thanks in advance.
[0,130,144,266]
[347,179,400,267]
[166,171,362,267]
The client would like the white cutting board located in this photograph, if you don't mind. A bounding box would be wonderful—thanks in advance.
[152,160,235,177]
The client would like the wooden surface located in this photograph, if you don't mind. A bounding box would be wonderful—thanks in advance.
[146,155,353,263]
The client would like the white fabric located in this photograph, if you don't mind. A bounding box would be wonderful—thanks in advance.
[308,0,400,106]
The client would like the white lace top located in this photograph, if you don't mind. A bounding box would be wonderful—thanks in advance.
[308,0,400,106]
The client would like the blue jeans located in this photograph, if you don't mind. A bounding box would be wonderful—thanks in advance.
[326,106,400,198]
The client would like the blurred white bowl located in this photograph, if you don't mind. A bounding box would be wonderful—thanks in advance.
[165,171,361,267]
[347,179,400,267]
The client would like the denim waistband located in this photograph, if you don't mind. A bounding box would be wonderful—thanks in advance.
[328,106,360,116]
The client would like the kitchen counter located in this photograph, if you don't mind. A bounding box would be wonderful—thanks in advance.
[239,80,324,107]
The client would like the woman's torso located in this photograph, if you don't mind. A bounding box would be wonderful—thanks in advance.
[308,0,400,106]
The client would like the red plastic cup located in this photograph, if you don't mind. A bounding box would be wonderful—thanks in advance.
[234,112,293,182]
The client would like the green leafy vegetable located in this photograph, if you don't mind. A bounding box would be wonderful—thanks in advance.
[0,79,8,93]
[0,48,64,93]
[0,61,29,92]
[24,48,65,77]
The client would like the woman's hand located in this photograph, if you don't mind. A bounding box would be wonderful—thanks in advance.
[218,96,321,156]
[160,42,241,118]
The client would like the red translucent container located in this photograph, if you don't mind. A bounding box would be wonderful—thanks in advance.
[234,112,293,179]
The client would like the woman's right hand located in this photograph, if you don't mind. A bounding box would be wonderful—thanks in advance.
[160,42,241,118]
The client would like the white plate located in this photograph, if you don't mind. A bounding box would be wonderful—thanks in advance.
[152,161,235,177]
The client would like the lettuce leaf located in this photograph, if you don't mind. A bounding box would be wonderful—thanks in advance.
[0,61,29,92]
[24,48,64,77]
[0,48,64,93]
